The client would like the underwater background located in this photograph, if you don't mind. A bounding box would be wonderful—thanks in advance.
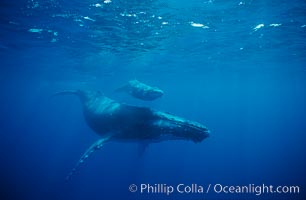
[0,0,305,200]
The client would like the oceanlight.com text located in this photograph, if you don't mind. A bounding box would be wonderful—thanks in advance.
[213,183,300,196]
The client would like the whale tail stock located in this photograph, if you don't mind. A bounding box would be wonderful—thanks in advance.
[49,90,80,100]
[50,90,111,181]
[49,90,93,104]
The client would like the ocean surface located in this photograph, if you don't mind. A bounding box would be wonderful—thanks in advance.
[0,0,305,200]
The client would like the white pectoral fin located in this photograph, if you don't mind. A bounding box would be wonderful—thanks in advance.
[66,136,111,181]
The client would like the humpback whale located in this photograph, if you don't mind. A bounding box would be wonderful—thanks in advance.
[52,90,209,180]
[116,80,164,101]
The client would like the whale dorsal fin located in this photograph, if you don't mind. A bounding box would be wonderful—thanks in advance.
[66,136,111,181]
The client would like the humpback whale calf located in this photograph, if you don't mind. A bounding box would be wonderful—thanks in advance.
[116,80,164,101]
[52,90,209,180]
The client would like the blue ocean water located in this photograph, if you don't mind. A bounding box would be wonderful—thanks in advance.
[0,0,305,200]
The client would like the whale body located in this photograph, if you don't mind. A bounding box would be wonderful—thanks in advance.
[116,80,164,101]
[52,90,209,180]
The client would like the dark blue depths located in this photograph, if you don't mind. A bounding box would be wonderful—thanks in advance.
[0,0,305,200]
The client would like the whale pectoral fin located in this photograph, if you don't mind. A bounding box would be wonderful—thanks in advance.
[66,136,111,181]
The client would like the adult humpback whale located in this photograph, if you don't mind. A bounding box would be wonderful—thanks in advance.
[53,90,209,180]
[116,80,164,101]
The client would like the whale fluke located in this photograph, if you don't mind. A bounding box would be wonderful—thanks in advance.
[65,136,111,181]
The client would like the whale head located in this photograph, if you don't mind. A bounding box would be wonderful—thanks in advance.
[142,87,164,100]
[153,111,210,143]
